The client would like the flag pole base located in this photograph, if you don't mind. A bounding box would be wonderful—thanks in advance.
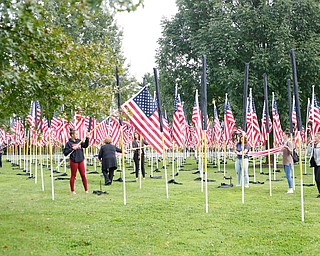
[168,179,183,185]
[150,175,162,179]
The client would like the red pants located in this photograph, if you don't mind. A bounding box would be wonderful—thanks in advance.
[69,160,88,192]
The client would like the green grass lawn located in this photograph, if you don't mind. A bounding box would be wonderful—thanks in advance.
[1,156,320,256]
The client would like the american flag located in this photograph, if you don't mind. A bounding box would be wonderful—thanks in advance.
[88,117,98,145]
[53,115,70,145]
[111,117,121,146]
[246,97,253,147]
[308,95,320,138]
[213,103,222,145]
[0,128,6,145]
[249,145,285,157]
[172,93,185,148]
[122,120,134,145]
[223,97,236,145]
[27,100,41,129]
[186,125,195,148]
[205,117,212,145]
[292,97,301,147]
[11,118,25,145]
[96,119,110,144]
[272,94,283,145]
[251,97,261,147]
[40,117,49,146]
[181,102,188,140]
[122,86,171,154]
[74,113,88,139]
[192,91,202,147]
[261,102,272,146]
[300,126,306,144]
[163,110,172,139]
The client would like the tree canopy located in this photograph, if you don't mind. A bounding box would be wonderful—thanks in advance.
[156,0,320,127]
[0,0,142,124]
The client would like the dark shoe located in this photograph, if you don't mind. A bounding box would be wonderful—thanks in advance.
[317,194,320,198]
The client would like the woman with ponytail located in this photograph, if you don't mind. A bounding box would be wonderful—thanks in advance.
[63,129,90,194]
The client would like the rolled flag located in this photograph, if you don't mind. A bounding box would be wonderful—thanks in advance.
[88,116,92,132]
[287,79,293,134]
[116,66,122,126]
[290,49,302,131]
[154,68,163,133]
[201,55,207,131]
[243,63,249,131]
[263,73,270,134]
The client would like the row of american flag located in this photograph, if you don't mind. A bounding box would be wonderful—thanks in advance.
[1,87,320,152]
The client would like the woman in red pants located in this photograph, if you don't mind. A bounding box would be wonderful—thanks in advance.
[63,129,90,194]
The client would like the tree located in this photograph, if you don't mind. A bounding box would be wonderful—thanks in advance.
[0,0,141,124]
[156,0,320,128]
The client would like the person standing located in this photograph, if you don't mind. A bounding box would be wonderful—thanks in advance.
[0,144,4,168]
[282,130,294,194]
[312,132,320,198]
[98,137,122,185]
[63,129,90,194]
[132,132,148,179]
[234,134,250,188]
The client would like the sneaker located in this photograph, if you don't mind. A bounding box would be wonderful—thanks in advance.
[316,194,320,198]
[85,191,89,194]
[236,184,241,187]
[287,188,294,194]
[71,191,76,194]
[245,185,249,188]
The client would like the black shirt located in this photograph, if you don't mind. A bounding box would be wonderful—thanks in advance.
[63,138,89,162]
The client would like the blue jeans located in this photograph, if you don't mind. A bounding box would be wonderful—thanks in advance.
[235,158,249,186]
[284,164,293,189]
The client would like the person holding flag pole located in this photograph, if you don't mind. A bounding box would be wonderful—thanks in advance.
[63,129,90,194]
[55,116,111,171]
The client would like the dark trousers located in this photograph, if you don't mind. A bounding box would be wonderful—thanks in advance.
[0,154,2,168]
[134,154,145,178]
[102,167,117,184]
[315,166,320,193]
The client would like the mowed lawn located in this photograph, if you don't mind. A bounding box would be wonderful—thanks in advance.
[1,155,320,256]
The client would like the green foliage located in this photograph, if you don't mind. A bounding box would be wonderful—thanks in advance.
[0,0,141,123]
[1,156,320,255]
[157,0,320,126]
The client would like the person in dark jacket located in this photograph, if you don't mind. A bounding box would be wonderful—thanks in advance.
[63,129,90,194]
[98,137,122,185]
[0,144,4,168]
[132,132,148,179]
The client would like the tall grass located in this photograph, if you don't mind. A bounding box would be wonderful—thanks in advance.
[1,156,320,255]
